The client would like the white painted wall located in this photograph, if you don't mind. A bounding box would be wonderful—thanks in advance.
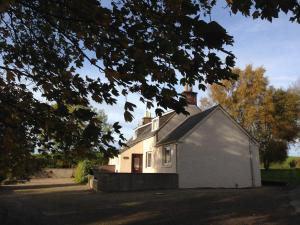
[177,108,261,188]
[145,144,177,173]
[118,140,145,173]
[118,136,177,173]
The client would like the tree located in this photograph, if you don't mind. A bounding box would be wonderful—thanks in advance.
[50,107,114,165]
[290,78,300,98]
[203,65,300,169]
[39,108,112,168]
[1,1,300,176]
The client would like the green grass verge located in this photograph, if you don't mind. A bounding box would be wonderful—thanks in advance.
[260,156,300,169]
[261,169,300,185]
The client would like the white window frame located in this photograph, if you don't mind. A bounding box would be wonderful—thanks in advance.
[162,145,172,166]
[151,117,159,131]
[146,151,152,168]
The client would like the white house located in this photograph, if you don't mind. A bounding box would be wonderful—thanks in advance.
[109,87,261,188]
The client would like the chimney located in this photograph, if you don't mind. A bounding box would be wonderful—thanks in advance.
[182,84,197,105]
[142,111,152,125]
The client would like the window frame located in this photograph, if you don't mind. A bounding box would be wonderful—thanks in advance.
[146,151,152,168]
[162,145,172,166]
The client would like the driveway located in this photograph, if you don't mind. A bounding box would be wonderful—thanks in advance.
[0,178,299,225]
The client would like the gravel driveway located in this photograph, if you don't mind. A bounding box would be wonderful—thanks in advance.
[0,178,299,225]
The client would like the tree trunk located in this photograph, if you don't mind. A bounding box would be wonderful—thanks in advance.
[263,159,270,170]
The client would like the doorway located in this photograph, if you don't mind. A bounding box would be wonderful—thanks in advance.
[131,154,143,173]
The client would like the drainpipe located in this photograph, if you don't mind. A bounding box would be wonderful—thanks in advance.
[175,144,178,174]
[248,137,255,187]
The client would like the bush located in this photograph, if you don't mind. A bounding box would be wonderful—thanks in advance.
[74,160,94,184]
[289,159,297,169]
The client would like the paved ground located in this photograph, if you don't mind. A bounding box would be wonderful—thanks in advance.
[0,178,300,225]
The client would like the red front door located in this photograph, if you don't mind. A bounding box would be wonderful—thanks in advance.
[131,154,143,173]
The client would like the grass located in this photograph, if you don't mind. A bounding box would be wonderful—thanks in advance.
[261,169,300,185]
[260,157,300,184]
[267,156,300,169]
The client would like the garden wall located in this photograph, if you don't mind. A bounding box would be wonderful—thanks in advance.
[32,168,75,178]
[92,171,178,192]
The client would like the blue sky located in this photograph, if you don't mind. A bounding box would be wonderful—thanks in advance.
[94,1,300,154]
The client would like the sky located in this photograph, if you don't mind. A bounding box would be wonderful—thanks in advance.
[91,1,300,155]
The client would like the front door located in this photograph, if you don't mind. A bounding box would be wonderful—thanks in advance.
[131,154,143,173]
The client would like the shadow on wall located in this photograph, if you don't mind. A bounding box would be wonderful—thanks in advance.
[178,112,256,187]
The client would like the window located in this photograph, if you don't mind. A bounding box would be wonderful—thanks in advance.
[146,152,152,168]
[163,145,172,165]
[132,130,137,140]
[152,118,159,131]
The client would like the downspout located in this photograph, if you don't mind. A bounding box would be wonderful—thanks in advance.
[175,144,178,174]
[248,137,255,187]
[175,143,179,188]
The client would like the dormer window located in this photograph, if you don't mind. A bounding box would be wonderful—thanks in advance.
[151,117,159,131]
[133,130,137,140]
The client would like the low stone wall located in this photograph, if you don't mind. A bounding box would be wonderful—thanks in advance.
[97,165,115,173]
[92,171,178,192]
[32,168,75,178]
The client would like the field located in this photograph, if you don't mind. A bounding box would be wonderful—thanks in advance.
[261,169,300,185]
[261,156,300,185]
[266,156,300,169]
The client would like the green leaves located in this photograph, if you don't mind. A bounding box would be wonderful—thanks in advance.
[124,101,136,122]
[124,101,136,112]
[73,108,96,121]
[227,0,300,23]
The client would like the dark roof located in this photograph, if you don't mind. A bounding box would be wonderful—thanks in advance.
[123,111,176,150]
[125,124,153,149]
[156,105,218,145]
[159,111,175,126]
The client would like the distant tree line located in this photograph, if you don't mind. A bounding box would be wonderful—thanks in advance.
[0,108,111,182]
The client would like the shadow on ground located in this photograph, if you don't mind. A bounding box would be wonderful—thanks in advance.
[0,183,82,191]
[1,178,299,225]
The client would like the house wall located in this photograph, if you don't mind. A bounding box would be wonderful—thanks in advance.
[177,108,261,188]
[119,140,144,172]
[118,136,177,173]
[146,144,177,173]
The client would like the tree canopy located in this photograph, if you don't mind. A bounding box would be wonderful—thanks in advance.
[1,0,300,177]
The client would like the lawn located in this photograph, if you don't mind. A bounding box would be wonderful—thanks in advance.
[260,157,300,185]
[261,169,300,185]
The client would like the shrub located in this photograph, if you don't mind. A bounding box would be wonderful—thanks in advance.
[74,160,94,184]
[289,159,297,169]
